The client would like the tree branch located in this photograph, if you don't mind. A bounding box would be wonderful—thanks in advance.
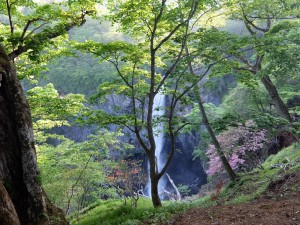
[6,0,14,35]
[154,0,199,52]
[20,18,45,41]
[24,23,48,40]
[174,122,192,136]
[8,10,93,60]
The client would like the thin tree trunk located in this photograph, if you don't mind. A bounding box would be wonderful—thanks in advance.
[260,75,293,123]
[185,46,237,182]
[149,153,162,207]
[150,175,161,207]
[241,17,293,123]
[193,86,237,181]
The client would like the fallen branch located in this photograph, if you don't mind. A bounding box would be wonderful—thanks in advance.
[165,173,181,201]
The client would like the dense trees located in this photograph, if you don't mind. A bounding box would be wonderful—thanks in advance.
[0,0,299,222]
[182,0,300,179]
[196,0,300,123]
[75,0,211,207]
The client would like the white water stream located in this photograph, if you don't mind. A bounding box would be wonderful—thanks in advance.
[145,92,167,197]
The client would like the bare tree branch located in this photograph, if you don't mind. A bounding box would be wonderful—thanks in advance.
[6,0,14,35]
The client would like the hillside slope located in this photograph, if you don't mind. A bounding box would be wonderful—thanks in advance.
[169,170,300,225]
[165,144,300,225]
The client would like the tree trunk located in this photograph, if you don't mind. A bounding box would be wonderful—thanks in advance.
[184,46,237,182]
[150,175,162,207]
[242,21,293,123]
[149,153,162,207]
[0,44,68,224]
[193,86,237,182]
[260,75,293,123]
[0,182,20,225]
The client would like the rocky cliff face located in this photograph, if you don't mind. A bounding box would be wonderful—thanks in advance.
[165,132,207,194]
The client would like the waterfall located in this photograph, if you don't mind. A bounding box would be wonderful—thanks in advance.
[145,91,166,197]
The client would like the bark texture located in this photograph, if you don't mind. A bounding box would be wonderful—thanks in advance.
[260,75,293,123]
[0,44,68,224]
[0,182,20,225]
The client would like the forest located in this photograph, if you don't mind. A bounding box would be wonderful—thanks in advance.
[0,0,299,224]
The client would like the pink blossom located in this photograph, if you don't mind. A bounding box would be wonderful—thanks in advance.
[206,120,268,176]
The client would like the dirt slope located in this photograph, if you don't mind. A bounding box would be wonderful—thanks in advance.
[168,170,300,225]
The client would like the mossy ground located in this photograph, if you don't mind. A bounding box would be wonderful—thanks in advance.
[69,198,192,225]
[220,143,300,204]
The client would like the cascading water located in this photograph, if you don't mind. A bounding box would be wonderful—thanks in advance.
[145,91,167,197]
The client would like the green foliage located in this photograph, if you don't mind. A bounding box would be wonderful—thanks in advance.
[1,0,100,80]
[197,82,294,135]
[190,1,300,118]
[32,17,128,95]
[73,40,151,100]
[192,131,210,168]
[225,0,300,21]
[219,84,269,121]
[27,83,133,214]
[39,54,116,95]
[38,129,131,214]
[27,83,86,143]
[261,23,300,80]
[28,83,86,121]
[107,0,210,39]
[178,184,190,197]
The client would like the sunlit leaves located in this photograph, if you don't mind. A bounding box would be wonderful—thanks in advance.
[0,0,100,82]
[37,129,131,212]
[108,0,208,46]
[81,109,138,128]
[27,83,86,142]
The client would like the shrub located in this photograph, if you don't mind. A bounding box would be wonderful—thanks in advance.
[206,120,268,176]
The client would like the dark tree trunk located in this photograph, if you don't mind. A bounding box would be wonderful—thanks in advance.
[260,75,293,123]
[193,86,237,182]
[148,152,162,207]
[0,182,20,225]
[150,176,161,207]
[0,45,68,224]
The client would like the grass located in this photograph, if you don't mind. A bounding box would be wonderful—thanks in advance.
[70,143,300,225]
[70,197,192,225]
[219,143,300,204]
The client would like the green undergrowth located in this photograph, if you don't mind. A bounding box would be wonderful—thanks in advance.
[70,143,300,225]
[219,143,300,205]
[69,198,192,225]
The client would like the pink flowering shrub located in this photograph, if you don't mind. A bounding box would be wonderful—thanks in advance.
[206,120,268,176]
